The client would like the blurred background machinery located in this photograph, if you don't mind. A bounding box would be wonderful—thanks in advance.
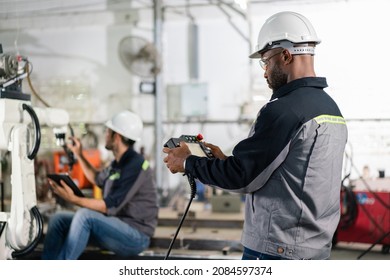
[335,175,390,256]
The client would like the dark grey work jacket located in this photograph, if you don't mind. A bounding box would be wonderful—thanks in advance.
[185,77,348,259]
[96,149,158,237]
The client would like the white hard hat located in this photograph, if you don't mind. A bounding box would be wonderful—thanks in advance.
[105,110,143,142]
[249,11,321,58]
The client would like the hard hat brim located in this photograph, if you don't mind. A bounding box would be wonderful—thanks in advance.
[249,51,262,59]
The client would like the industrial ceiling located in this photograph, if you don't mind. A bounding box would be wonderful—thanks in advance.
[0,0,349,21]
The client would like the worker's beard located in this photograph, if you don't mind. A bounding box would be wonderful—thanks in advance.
[268,62,288,92]
[105,134,115,151]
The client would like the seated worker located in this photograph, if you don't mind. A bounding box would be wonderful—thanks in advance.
[42,110,158,260]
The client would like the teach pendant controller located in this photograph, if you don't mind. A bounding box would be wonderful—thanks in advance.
[164,134,213,158]
[163,133,213,260]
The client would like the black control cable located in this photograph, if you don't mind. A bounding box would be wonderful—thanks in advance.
[164,173,197,260]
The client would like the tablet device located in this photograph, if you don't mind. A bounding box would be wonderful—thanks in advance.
[47,174,85,197]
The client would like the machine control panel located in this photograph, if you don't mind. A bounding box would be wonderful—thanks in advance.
[164,134,213,158]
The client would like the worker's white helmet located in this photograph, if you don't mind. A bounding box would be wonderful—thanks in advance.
[105,110,143,142]
[249,11,321,58]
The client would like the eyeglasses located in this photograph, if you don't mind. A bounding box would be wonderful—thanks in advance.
[259,50,283,70]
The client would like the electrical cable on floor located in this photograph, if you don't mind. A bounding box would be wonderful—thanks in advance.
[164,173,197,260]
[357,231,390,259]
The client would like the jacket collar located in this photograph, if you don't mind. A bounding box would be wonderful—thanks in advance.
[112,148,136,169]
[271,77,328,100]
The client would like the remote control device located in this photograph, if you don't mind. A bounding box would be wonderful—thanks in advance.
[164,134,213,158]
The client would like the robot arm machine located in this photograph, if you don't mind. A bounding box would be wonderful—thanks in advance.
[0,44,70,259]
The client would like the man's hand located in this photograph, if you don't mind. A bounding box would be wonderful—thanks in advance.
[48,179,77,203]
[204,142,228,160]
[67,136,83,157]
[163,141,192,174]
[48,178,107,213]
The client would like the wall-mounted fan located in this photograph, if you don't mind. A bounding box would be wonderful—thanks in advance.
[118,36,161,78]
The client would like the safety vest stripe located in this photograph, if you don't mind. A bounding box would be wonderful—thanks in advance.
[314,115,346,125]
[109,172,120,180]
[142,160,150,170]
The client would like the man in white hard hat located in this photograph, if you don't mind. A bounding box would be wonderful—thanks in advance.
[163,11,347,260]
[43,110,158,259]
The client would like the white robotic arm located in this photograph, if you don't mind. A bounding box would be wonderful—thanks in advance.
[0,96,43,259]
[0,45,71,259]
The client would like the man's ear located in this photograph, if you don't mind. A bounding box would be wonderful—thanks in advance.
[282,49,292,64]
[110,131,119,143]
[114,132,121,142]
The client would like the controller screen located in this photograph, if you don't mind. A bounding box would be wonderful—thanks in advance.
[187,143,207,157]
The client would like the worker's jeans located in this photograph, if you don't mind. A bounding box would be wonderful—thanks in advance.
[41,209,150,260]
[242,247,289,260]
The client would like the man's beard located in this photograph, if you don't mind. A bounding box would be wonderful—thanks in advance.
[268,63,288,92]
